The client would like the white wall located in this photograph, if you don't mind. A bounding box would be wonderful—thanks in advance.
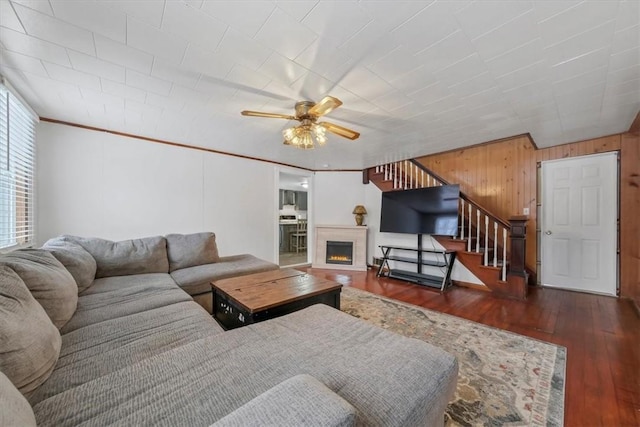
[36,122,282,262]
[314,171,365,226]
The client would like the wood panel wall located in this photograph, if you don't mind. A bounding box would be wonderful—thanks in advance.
[415,132,640,306]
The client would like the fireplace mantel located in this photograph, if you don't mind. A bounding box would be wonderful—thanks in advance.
[312,225,367,271]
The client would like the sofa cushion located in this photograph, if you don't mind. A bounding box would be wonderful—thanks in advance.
[79,272,177,296]
[32,304,458,426]
[212,374,356,427]
[0,249,77,329]
[61,275,192,334]
[42,238,97,294]
[62,235,169,278]
[0,266,61,397]
[170,254,279,295]
[29,301,223,405]
[0,371,37,427]
[165,232,220,272]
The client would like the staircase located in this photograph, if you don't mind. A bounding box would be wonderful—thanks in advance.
[366,160,527,299]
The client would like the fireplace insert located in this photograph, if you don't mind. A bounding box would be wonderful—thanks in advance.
[326,241,353,265]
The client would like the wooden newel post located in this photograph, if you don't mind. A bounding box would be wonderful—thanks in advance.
[508,216,528,278]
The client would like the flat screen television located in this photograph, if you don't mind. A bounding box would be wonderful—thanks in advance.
[380,184,460,235]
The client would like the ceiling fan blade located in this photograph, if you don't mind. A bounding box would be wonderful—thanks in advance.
[308,96,343,117]
[320,121,360,140]
[241,110,296,120]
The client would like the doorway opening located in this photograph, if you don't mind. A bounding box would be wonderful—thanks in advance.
[277,170,312,267]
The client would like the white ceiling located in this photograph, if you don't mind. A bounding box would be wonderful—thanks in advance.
[1,0,638,170]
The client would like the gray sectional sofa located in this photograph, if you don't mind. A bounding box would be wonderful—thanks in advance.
[0,232,459,426]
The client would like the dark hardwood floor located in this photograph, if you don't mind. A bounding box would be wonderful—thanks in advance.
[301,267,640,427]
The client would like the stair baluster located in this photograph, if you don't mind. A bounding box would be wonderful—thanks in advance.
[493,222,498,268]
[460,199,465,241]
[475,210,480,253]
[467,204,472,252]
[502,229,507,281]
[484,216,489,265]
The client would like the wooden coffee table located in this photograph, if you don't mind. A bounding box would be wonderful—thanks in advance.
[211,268,342,330]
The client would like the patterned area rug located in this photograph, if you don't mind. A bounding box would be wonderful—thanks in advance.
[340,287,566,427]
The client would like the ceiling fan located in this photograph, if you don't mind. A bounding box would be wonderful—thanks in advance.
[241,96,360,149]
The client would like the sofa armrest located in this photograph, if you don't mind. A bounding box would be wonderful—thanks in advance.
[210,374,356,427]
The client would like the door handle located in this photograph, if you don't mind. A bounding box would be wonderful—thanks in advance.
[545,230,552,235]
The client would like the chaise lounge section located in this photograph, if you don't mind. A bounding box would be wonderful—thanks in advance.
[1,232,458,426]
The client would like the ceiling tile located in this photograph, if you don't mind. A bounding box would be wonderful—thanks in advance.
[216,27,272,71]
[101,79,147,103]
[392,1,460,54]
[145,91,185,112]
[43,61,101,90]
[181,44,235,79]
[495,61,548,92]
[289,70,334,101]
[455,0,533,40]
[608,64,640,86]
[532,1,580,23]
[538,1,619,48]
[10,0,52,15]
[151,59,202,89]
[161,1,227,50]
[68,50,125,83]
[12,2,95,55]
[368,45,424,83]
[612,24,640,54]
[339,66,394,100]
[336,22,398,66]
[545,20,616,65]
[50,0,126,43]
[275,1,318,21]
[107,0,166,28]
[80,87,125,110]
[434,53,489,87]
[259,51,308,85]
[0,1,24,32]
[0,47,47,75]
[255,7,317,60]
[358,0,431,31]
[371,90,413,112]
[472,11,538,61]
[225,64,271,91]
[413,30,477,74]
[94,34,153,74]
[407,81,452,106]
[302,1,370,46]
[200,0,276,37]
[449,71,499,97]
[555,84,606,115]
[126,69,172,96]
[295,37,346,77]
[552,66,608,96]
[485,38,545,78]
[127,16,188,63]
[550,47,610,82]
[388,65,436,93]
[615,0,639,31]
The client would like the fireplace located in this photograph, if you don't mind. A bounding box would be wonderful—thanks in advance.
[312,225,367,271]
[326,241,353,265]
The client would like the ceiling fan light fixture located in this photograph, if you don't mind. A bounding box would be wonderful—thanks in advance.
[282,123,328,149]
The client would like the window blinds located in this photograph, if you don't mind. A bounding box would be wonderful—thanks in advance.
[0,82,36,249]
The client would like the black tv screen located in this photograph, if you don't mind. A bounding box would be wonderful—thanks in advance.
[380,185,460,235]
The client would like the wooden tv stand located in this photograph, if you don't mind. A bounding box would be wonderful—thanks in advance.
[376,242,456,291]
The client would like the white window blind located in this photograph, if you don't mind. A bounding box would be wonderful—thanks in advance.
[0,82,36,249]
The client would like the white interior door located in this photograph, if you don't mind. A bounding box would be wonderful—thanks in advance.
[541,152,617,296]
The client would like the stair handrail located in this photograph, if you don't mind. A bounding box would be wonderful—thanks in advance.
[409,160,511,230]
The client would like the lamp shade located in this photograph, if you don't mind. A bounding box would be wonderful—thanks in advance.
[352,205,367,215]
